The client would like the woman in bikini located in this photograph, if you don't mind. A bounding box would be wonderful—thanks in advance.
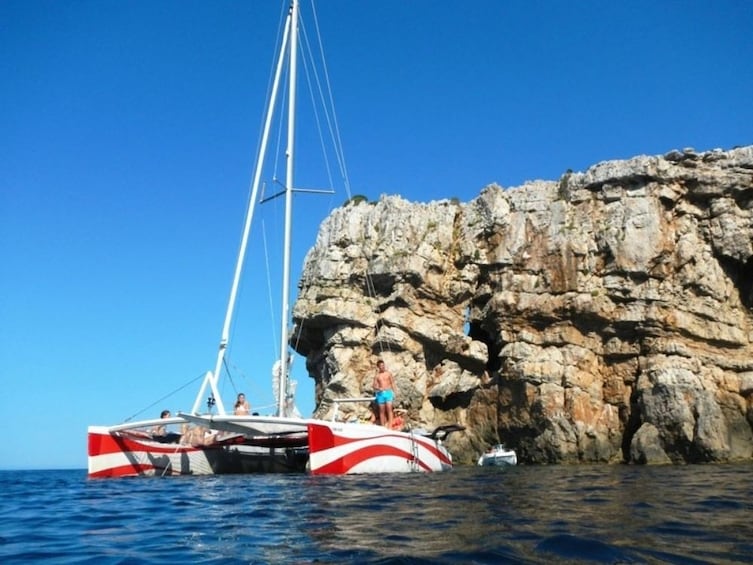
[234,393,250,415]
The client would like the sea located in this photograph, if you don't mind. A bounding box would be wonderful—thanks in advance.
[0,463,751,564]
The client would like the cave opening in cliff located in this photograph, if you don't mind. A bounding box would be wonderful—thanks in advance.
[430,390,475,412]
[718,255,753,310]
[741,256,753,309]
[363,272,397,298]
[621,392,642,463]
[467,320,502,373]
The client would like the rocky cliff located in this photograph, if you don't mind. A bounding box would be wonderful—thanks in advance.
[292,145,753,464]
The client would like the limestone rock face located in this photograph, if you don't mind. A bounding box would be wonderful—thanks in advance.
[292,146,753,464]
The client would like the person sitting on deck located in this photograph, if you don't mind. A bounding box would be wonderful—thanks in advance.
[151,409,170,436]
[152,410,181,443]
[234,393,250,415]
[391,410,405,431]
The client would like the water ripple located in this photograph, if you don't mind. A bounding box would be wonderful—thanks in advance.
[0,463,752,563]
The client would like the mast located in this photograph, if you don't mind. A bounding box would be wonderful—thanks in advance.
[192,3,294,415]
[277,0,299,417]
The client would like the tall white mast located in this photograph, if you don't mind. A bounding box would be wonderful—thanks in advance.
[192,4,294,415]
[277,0,299,417]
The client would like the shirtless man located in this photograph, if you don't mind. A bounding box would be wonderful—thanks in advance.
[151,409,171,437]
[372,359,397,428]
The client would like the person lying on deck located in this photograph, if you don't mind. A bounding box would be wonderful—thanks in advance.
[180,424,218,447]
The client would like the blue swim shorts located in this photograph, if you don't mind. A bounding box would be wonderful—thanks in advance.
[375,389,394,405]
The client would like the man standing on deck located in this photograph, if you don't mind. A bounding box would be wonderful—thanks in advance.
[372,359,397,428]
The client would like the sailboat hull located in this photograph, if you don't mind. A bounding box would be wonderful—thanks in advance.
[88,417,460,477]
[306,421,453,475]
[87,426,307,478]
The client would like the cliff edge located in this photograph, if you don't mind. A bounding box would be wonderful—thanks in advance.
[292,145,753,464]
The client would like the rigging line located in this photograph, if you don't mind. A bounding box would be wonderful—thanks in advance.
[362,265,392,358]
[310,0,353,200]
[254,402,277,411]
[123,372,205,423]
[298,15,343,194]
[221,355,238,394]
[270,17,291,185]
[298,19,336,194]
[272,73,288,183]
[281,3,354,358]
[250,1,291,213]
[223,356,266,405]
[224,222,249,380]
[211,2,289,404]
[298,6,352,201]
[376,322,393,357]
[282,10,342,352]
[262,217,280,360]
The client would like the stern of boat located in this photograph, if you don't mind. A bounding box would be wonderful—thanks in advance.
[307,420,453,475]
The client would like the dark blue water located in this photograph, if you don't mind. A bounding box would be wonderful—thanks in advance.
[0,464,751,564]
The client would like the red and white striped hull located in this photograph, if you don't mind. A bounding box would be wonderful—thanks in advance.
[89,419,460,477]
[87,426,307,478]
[306,421,453,475]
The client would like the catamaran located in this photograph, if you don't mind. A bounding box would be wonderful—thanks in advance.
[87,0,462,478]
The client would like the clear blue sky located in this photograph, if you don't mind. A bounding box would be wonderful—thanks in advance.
[2,0,751,470]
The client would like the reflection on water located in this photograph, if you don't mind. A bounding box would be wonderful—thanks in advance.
[290,464,753,563]
[0,464,751,564]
